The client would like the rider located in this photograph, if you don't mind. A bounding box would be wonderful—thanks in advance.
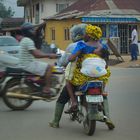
[15,22,58,97]
[49,24,115,129]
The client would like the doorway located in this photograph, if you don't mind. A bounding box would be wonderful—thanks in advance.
[118,24,137,54]
[118,24,128,54]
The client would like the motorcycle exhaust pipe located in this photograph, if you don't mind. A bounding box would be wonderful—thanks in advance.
[6,92,45,100]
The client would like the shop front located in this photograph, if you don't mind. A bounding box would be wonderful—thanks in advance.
[82,17,140,54]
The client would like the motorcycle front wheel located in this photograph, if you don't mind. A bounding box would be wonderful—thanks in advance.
[3,79,33,110]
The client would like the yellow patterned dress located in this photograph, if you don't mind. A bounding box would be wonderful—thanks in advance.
[70,54,111,86]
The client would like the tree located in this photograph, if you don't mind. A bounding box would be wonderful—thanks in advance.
[0,0,15,18]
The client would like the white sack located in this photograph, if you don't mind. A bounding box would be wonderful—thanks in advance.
[80,57,107,77]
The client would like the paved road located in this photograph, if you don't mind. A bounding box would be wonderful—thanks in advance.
[0,68,140,140]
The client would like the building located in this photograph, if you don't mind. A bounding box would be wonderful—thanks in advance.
[44,0,140,54]
[0,18,25,36]
[17,0,78,24]
[0,18,3,35]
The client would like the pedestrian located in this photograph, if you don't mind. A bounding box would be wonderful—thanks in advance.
[130,27,138,61]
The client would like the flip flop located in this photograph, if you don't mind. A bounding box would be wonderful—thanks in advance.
[64,105,78,114]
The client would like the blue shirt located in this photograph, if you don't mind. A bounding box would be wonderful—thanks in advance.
[72,41,96,55]
[99,39,108,50]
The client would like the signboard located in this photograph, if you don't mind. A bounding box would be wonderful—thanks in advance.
[108,38,124,62]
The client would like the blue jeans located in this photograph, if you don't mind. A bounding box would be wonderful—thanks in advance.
[130,44,138,60]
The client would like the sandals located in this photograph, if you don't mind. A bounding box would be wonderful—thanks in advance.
[64,105,78,114]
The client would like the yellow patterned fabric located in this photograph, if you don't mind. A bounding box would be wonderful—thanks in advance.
[70,54,111,86]
[85,24,102,40]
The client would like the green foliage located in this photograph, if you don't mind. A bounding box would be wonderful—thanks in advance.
[0,0,15,18]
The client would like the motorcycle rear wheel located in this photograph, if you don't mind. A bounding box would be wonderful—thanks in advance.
[83,115,96,136]
[3,79,33,110]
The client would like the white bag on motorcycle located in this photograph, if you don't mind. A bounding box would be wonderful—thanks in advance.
[80,57,107,77]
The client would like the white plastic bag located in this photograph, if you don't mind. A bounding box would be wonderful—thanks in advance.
[80,57,107,77]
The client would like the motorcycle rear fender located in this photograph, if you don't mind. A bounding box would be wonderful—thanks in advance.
[87,103,99,120]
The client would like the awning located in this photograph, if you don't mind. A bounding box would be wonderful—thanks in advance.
[2,27,21,31]
[82,17,140,23]
[2,22,46,32]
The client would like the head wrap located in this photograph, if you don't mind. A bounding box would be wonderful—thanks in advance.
[85,24,102,40]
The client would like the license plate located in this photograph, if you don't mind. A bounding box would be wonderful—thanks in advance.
[86,95,103,103]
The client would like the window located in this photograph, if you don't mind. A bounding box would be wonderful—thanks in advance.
[32,5,35,17]
[25,8,30,22]
[41,3,44,13]
[56,3,69,12]
[100,24,107,38]
[118,24,128,53]
[35,3,40,24]
[64,28,70,40]
[25,8,29,18]
[109,24,118,37]
[51,28,55,40]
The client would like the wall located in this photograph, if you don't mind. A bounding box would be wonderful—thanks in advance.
[42,0,77,20]
[24,0,78,24]
[138,23,140,41]
[45,18,81,50]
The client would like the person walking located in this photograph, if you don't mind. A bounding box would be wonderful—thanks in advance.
[130,27,138,61]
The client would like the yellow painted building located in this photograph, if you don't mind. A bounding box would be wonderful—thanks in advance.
[45,18,81,50]
[44,0,140,54]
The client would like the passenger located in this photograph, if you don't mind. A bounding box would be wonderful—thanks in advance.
[57,23,87,67]
[65,24,103,112]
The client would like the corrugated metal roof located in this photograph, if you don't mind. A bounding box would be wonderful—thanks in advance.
[64,0,109,12]
[45,0,140,20]
[1,18,25,28]
[114,0,140,12]
[2,18,24,23]
[46,10,84,20]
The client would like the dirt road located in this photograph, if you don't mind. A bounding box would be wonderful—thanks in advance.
[109,55,140,68]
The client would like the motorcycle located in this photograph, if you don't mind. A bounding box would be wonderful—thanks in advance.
[65,80,114,136]
[1,66,65,110]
